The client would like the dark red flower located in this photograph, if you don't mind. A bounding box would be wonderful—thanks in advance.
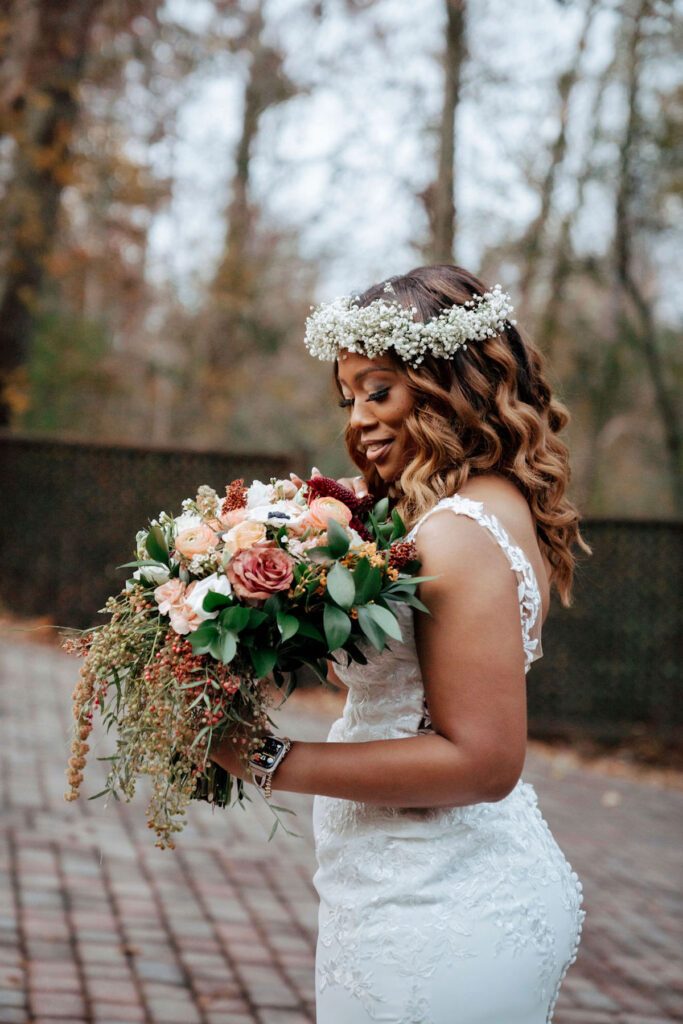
[305,476,374,541]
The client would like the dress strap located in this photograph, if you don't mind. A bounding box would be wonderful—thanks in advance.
[406,494,543,671]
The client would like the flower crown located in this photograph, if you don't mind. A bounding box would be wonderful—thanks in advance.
[303,281,516,367]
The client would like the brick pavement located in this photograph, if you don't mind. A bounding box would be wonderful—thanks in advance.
[0,638,681,1024]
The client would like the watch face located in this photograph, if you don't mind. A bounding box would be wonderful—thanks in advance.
[252,737,284,770]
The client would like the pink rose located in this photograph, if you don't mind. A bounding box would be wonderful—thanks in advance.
[153,578,202,635]
[154,578,186,615]
[226,541,295,602]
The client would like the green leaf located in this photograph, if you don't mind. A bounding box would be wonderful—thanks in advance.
[403,594,431,614]
[118,559,167,570]
[276,612,300,641]
[373,497,390,521]
[326,517,350,558]
[219,631,237,664]
[209,634,223,660]
[146,525,170,565]
[389,508,406,542]
[203,591,234,613]
[250,647,278,679]
[326,562,355,610]
[296,620,325,643]
[355,564,383,604]
[323,603,352,651]
[247,608,269,628]
[189,622,219,655]
[357,605,387,651]
[365,603,403,641]
[219,605,252,631]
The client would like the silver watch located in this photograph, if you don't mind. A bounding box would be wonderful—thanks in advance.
[248,735,291,798]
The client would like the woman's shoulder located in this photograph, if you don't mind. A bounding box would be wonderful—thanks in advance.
[415,473,531,538]
[413,473,546,579]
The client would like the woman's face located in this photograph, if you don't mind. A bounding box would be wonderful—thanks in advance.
[336,350,416,483]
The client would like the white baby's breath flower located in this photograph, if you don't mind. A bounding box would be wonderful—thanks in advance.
[303,285,515,367]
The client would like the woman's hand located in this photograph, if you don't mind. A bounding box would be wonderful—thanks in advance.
[208,729,251,780]
[289,466,370,498]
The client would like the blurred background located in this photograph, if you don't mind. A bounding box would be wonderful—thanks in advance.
[0,10,681,1022]
[0,0,681,757]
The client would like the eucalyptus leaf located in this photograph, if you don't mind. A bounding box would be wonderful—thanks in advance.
[203,591,234,613]
[276,612,300,641]
[326,562,355,610]
[365,603,403,641]
[355,564,383,604]
[219,605,252,631]
[189,622,219,655]
[357,605,387,652]
[219,631,237,664]
[326,517,350,558]
[373,497,390,520]
[145,525,170,565]
[296,620,325,643]
[250,647,278,679]
[323,603,351,651]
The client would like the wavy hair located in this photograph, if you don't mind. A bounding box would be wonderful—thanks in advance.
[335,264,592,607]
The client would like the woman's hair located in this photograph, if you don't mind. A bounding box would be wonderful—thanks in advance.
[335,263,592,607]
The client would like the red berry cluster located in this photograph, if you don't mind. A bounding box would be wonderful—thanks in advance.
[144,633,241,729]
[388,540,418,571]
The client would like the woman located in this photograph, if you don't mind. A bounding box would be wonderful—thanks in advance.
[210,264,589,1024]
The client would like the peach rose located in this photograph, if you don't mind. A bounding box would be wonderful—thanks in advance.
[307,496,353,531]
[224,519,267,555]
[226,541,295,602]
[174,523,218,557]
[154,578,186,615]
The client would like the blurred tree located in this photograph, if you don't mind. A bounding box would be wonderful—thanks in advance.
[419,0,467,263]
[0,0,110,426]
[204,0,301,364]
[612,0,681,513]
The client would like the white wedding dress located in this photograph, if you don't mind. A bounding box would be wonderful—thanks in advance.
[312,494,585,1024]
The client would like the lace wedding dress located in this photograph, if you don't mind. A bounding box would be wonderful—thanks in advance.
[312,494,585,1024]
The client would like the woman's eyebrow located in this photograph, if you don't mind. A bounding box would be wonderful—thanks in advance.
[351,366,394,383]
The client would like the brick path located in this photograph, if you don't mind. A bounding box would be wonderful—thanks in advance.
[0,639,681,1024]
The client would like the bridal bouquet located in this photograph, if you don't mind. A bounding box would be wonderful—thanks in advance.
[63,474,428,847]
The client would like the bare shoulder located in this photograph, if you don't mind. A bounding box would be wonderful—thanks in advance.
[456,473,535,537]
[416,474,531,546]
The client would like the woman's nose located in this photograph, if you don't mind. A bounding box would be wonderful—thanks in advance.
[349,399,378,430]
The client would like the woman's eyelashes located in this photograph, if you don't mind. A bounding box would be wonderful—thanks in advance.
[338,386,390,409]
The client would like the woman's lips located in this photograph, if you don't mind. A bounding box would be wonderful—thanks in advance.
[364,439,393,462]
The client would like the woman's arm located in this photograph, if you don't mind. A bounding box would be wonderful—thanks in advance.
[210,511,528,807]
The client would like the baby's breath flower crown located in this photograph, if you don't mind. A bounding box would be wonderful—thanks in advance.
[303,281,516,367]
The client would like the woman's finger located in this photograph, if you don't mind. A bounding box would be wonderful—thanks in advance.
[338,475,369,498]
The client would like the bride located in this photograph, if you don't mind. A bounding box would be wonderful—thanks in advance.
[210,263,590,1024]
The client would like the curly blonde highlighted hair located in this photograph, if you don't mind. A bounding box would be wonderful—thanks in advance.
[336,264,592,607]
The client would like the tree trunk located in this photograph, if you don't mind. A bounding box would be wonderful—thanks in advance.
[518,0,598,317]
[420,0,466,263]
[613,0,682,514]
[0,0,106,427]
